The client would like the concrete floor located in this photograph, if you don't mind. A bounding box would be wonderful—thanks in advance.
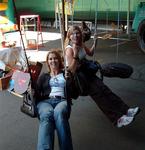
[0,29,145,150]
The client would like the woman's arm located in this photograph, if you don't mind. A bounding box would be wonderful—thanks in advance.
[83,35,98,56]
[65,46,79,74]
[83,43,94,56]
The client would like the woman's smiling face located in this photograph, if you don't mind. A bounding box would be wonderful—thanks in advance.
[70,29,82,45]
[48,53,59,70]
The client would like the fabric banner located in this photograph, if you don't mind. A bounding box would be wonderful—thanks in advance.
[55,0,75,15]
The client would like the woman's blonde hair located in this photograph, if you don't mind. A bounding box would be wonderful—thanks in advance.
[64,25,83,48]
[46,49,64,71]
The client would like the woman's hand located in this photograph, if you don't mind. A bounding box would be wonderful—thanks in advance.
[65,69,73,79]
[72,44,80,57]
[93,33,98,49]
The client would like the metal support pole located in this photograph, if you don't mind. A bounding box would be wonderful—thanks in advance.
[94,0,98,34]
[62,0,66,42]
[127,0,130,36]
[55,0,58,29]
[57,0,64,52]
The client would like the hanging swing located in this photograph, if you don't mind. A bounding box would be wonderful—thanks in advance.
[91,0,134,79]
[9,0,43,118]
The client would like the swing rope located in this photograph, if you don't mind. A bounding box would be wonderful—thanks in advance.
[89,0,93,21]
[12,0,34,86]
[93,0,121,63]
[93,0,99,62]
[99,0,112,40]
[6,1,38,103]
[12,1,28,68]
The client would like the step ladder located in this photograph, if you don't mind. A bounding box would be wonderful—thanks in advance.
[20,15,44,50]
[0,28,6,42]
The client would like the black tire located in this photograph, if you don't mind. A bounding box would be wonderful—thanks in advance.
[137,20,145,54]
[101,63,133,78]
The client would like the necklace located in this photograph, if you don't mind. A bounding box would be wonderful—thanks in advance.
[50,74,59,86]
[53,76,58,84]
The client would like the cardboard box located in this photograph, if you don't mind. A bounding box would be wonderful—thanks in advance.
[0,75,12,91]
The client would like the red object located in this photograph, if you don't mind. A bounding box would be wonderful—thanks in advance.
[29,62,43,82]
[19,14,44,50]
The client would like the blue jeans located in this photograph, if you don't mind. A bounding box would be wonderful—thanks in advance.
[37,98,73,150]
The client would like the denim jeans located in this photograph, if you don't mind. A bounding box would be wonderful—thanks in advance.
[37,98,73,150]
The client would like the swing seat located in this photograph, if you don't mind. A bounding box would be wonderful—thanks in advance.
[20,62,43,118]
[12,70,31,94]
[9,62,43,95]
[101,62,133,78]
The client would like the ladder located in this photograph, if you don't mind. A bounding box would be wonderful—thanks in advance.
[20,15,44,50]
[0,28,6,42]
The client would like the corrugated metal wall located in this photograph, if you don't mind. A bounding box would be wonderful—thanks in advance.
[15,0,145,21]
[15,0,55,18]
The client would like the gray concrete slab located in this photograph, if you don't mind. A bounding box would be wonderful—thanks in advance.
[0,30,145,150]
